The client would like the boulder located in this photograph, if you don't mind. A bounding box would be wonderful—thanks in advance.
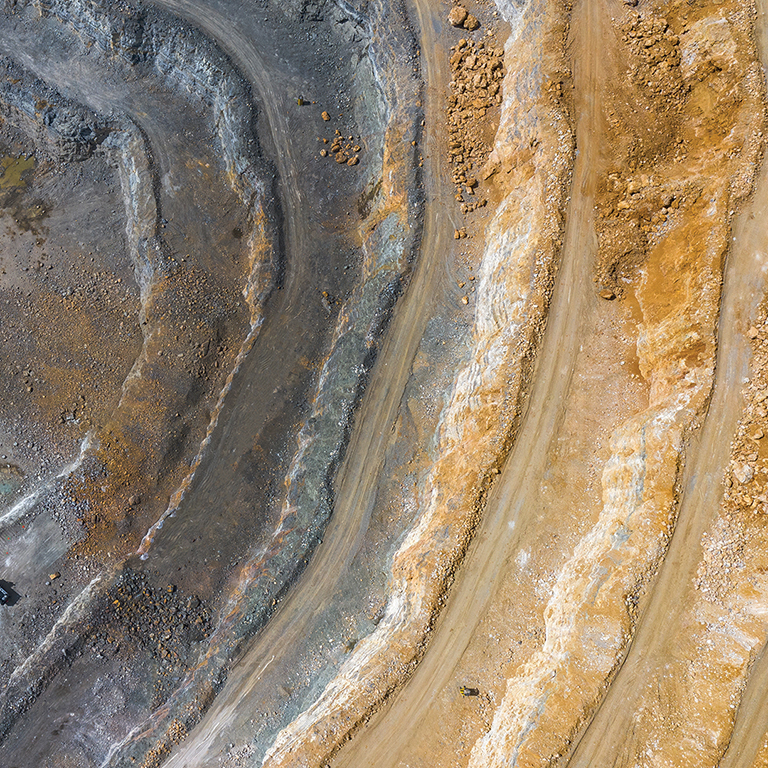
[449,5,468,27]
[464,14,480,31]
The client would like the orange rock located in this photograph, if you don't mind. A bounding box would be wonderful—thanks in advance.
[448,5,468,27]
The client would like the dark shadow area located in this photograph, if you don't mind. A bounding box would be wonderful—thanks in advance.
[0,581,20,607]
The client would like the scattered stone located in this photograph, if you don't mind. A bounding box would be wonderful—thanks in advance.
[600,289,617,300]
[749,326,759,339]
[321,111,331,121]
[319,125,363,168]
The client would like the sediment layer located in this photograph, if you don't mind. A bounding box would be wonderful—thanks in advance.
[471,1,766,765]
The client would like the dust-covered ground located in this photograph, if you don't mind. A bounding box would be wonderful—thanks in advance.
[3,0,768,766]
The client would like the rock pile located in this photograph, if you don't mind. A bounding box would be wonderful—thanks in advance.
[447,38,503,214]
[622,14,685,103]
[88,569,211,666]
[595,169,689,295]
[318,129,361,167]
[591,9,703,297]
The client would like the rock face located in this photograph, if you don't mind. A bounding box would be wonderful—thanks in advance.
[468,1,766,766]
[261,0,575,764]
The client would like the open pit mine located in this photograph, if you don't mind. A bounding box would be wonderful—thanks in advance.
[2,0,768,766]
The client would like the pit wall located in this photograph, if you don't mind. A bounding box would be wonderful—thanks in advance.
[0,0,280,750]
[34,0,277,324]
[98,0,425,763]
[470,1,767,766]
[259,0,577,765]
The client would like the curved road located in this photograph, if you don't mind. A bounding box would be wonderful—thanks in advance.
[155,0,456,763]
[569,0,768,762]
[332,0,607,762]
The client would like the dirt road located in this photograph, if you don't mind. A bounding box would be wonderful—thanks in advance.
[569,0,768,762]
[329,0,610,762]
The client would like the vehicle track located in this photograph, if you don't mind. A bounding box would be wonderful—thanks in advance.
[151,0,451,763]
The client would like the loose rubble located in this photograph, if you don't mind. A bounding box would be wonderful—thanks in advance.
[87,569,211,705]
[447,37,503,216]
[318,128,362,167]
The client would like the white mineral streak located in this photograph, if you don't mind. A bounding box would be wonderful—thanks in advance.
[262,0,574,763]
[469,408,688,768]
[0,434,92,532]
[107,125,157,303]
[7,573,112,688]
[108,123,160,404]
[469,199,726,765]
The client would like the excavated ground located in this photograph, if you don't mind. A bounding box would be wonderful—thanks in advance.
[3,0,768,766]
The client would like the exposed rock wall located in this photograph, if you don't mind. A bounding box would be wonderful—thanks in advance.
[0,57,106,162]
[260,0,576,764]
[0,0,280,753]
[97,0,425,764]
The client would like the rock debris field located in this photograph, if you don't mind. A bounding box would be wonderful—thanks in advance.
[2,0,768,766]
